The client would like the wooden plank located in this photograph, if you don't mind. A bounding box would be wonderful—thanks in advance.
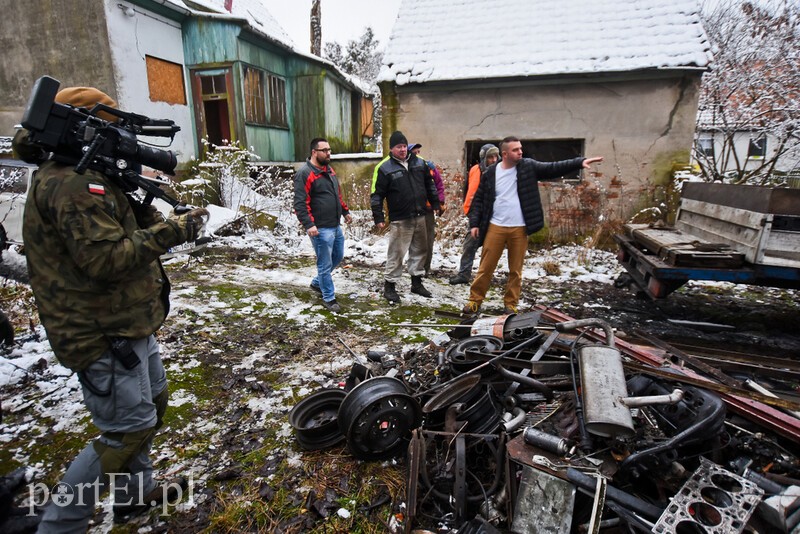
[677,198,800,268]
[623,223,744,268]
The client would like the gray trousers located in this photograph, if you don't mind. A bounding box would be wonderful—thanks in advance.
[423,211,436,274]
[38,335,168,534]
[457,229,481,279]
[385,215,428,283]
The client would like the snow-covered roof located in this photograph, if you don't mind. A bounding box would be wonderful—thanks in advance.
[161,0,373,95]
[172,0,296,49]
[378,0,712,85]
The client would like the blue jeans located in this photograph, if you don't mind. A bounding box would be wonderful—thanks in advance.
[310,226,344,302]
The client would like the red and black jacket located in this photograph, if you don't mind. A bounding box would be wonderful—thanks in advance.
[293,159,349,230]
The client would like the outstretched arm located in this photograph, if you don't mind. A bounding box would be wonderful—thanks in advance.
[583,156,604,168]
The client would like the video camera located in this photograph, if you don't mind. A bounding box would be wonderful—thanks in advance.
[20,75,183,208]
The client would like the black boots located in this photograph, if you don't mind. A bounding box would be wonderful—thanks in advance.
[385,277,432,302]
[410,276,432,298]
[383,281,400,303]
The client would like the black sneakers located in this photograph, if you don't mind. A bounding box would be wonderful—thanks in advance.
[448,275,469,285]
[322,300,341,313]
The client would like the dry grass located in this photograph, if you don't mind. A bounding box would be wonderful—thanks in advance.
[540,260,562,276]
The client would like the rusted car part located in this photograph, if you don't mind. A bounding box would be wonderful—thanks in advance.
[620,376,726,478]
[539,306,800,442]
[523,426,574,456]
[287,388,347,450]
[566,468,664,523]
[652,458,763,534]
[440,387,503,435]
[634,329,743,388]
[731,457,800,532]
[557,319,683,439]
[414,430,506,524]
[445,335,504,376]
[469,311,543,340]
[511,465,576,533]
[455,516,503,533]
[405,430,424,534]
[337,376,421,460]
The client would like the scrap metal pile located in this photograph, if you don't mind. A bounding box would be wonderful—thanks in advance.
[289,309,800,533]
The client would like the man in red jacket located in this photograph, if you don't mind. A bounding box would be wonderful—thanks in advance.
[293,137,352,313]
[463,136,603,316]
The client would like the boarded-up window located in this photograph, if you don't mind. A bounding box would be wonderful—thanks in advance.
[268,75,287,127]
[360,96,374,138]
[243,67,267,125]
[145,56,186,105]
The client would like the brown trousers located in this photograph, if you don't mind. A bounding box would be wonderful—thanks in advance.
[468,224,528,308]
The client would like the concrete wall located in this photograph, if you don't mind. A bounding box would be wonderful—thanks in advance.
[104,0,196,163]
[381,73,702,240]
[0,0,116,136]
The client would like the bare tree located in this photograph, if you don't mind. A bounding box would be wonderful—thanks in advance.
[695,0,800,184]
[324,28,384,145]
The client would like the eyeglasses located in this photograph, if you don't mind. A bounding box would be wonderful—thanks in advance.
[314,148,332,153]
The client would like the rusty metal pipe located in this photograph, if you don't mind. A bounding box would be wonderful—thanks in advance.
[623,389,684,408]
[502,407,527,433]
[556,318,615,348]
[496,365,553,400]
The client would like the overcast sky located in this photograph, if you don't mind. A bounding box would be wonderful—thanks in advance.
[265,0,403,54]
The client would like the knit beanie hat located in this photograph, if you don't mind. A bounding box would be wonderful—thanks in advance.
[55,87,119,122]
[389,131,408,148]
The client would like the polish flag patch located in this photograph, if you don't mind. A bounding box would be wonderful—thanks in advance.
[88,183,106,195]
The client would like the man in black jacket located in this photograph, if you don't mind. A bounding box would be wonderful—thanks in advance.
[293,138,351,313]
[371,131,441,303]
[464,136,603,316]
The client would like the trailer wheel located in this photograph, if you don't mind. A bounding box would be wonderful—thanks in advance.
[614,273,633,288]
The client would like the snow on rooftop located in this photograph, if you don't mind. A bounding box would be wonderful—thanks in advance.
[378,0,712,85]
[178,0,296,49]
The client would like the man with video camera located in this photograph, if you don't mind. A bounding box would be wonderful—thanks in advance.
[14,84,207,531]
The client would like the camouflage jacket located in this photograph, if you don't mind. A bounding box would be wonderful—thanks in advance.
[23,160,185,370]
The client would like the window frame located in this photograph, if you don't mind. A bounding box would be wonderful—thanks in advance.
[747,135,767,160]
[697,136,714,158]
[267,74,287,128]
[243,66,267,126]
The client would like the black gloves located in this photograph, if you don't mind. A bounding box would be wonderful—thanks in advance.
[167,207,210,243]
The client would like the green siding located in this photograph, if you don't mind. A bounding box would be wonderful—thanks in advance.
[323,77,354,151]
[181,18,363,162]
[244,125,293,161]
[292,74,325,158]
[237,37,288,77]
[183,19,241,65]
